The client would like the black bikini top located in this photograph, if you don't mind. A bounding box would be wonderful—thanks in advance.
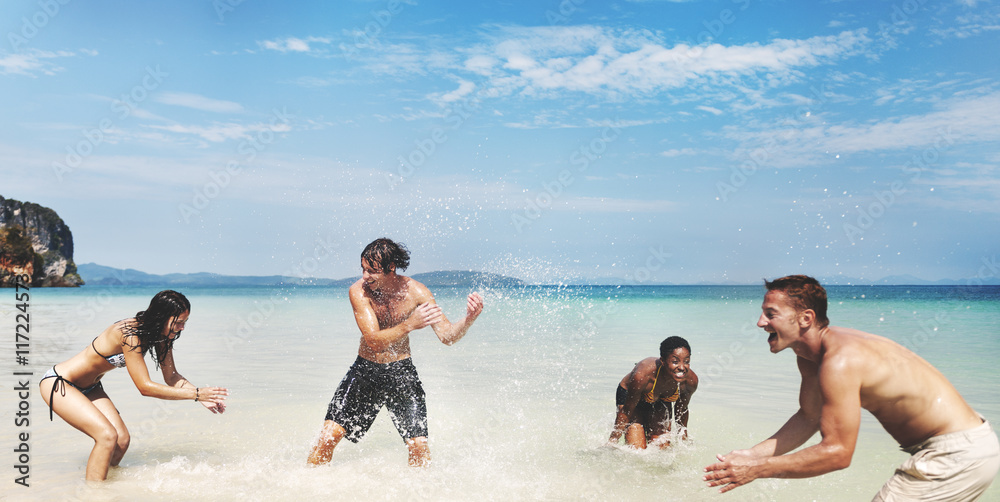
[92,337,126,368]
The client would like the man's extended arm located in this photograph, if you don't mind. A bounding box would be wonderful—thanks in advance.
[704,355,861,492]
[747,357,825,458]
[430,292,484,346]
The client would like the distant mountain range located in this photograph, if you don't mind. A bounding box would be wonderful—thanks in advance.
[76,263,998,288]
[526,274,999,286]
[818,274,999,286]
[77,263,525,288]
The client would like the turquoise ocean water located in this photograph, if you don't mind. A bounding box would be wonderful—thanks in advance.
[2,284,998,501]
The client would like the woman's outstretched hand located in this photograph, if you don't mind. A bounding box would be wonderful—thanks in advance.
[198,386,229,413]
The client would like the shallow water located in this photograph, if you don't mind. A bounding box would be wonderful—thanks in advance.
[2,285,998,501]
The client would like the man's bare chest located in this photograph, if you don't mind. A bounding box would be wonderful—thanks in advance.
[369,297,416,329]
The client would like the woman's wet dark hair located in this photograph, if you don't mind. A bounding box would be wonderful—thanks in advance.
[660,336,691,359]
[122,290,190,368]
[361,238,410,273]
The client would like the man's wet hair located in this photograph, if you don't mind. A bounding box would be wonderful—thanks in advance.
[361,238,410,273]
[764,274,830,328]
[660,336,691,359]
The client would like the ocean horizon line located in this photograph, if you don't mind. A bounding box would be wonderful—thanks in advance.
[72,262,1000,289]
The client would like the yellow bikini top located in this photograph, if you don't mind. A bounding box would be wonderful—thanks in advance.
[644,363,681,403]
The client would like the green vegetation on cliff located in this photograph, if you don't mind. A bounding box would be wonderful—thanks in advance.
[0,195,83,287]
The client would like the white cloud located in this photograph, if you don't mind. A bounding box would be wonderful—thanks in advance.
[258,36,332,54]
[561,196,677,212]
[269,26,871,110]
[726,91,1000,167]
[0,142,225,199]
[814,91,1000,153]
[148,120,291,143]
[148,123,249,142]
[660,148,698,157]
[463,27,872,98]
[361,42,460,77]
[0,49,75,77]
[156,92,245,113]
[431,80,476,105]
[928,6,1000,40]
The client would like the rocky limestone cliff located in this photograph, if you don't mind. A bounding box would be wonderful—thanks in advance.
[0,195,83,287]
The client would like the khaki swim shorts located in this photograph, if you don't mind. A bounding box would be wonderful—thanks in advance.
[873,417,1000,501]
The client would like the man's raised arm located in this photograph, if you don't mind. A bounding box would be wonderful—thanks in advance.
[429,292,484,346]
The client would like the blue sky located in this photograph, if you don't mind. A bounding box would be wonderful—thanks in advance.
[2,0,998,284]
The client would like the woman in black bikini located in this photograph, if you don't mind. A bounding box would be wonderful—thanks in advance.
[39,290,228,481]
[609,336,699,449]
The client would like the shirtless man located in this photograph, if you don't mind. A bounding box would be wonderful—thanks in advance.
[704,275,999,500]
[609,336,698,449]
[306,238,484,467]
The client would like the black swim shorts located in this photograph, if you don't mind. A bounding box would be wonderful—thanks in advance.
[325,356,429,443]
